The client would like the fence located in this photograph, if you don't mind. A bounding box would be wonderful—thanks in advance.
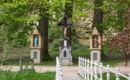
[78,57,130,80]
[56,57,63,80]
[19,58,34,70]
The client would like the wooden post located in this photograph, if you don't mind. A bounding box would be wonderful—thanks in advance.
[81,57,84,77]
[107,65,110,80]
[83,58,85,78]
[60,72,63,80]
[94,61,98,80]
[31,59,34,70]
[100,63,103,80]
[128,74,130,80]
[78,57,80,74]
[116,68,120,80]
[81,57,83,77]
[84,58,87,80]
[20,58,23,71]
[79,57,81,75]
[87,59,90,80]
[91,60,93,80]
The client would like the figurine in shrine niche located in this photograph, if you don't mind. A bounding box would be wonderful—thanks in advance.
[93,36,98,48]
[34,35,39,47]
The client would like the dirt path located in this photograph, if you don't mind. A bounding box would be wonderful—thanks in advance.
[61,66,83,80]
[0,65,130,80]
[0,65,83,80]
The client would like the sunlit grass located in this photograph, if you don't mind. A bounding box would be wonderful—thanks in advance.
[0,70,55,80]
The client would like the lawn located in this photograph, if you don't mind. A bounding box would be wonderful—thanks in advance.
[102,59,124,67]
[0,70,55,80]
[98,73,127,80]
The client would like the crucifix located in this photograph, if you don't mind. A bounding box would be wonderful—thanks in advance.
[57,16,72,40]
[64,27,67,39]
[57,16,73,65]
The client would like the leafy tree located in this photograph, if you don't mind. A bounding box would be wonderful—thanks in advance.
[107,27,130,66]
[92,0,104,59]
[0,0,66,60]
[103,0,129,37]
[0,0,50,60]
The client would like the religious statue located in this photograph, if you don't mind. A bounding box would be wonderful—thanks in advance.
[57,16,72,40]
[63,27,67,39]
[57,16,73,65]
[34,35,39,47]
[93,36,98,48]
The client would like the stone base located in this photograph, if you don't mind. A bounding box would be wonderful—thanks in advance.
[60,58,73,65]
[90,50,101,63]
[59,47,73,65]
[31,49,42,64]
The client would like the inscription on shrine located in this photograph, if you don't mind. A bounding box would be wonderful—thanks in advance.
[34,52,37,59]
[93,53,97,60]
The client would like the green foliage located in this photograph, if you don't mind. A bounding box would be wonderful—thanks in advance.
[103,0,129,37]
[102,59,124,67]
[97,73,127,80]
[0,70,55,80]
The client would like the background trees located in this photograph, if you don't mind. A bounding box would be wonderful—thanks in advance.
[92,0,104,59]
[0,0,129,63]
[107,27,130,66]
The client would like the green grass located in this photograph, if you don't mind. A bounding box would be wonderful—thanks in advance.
[0,60,56,66]
[102,59,124,67]
[0,70,55,80]
[79,73,127,80]
[98,73,127,80]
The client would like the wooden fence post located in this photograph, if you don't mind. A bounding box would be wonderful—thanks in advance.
[20,58,23,70]
[87,59,90,80]
[100,63,103,80]
[60,72,63,80]
[78,57,129,80]
[116,68,120,80]
[78,57,80,74]
[107,65,110,80]
[81,57,84,77]
[31,59,34,70]
[81,57,84,78]
[91,60,93,80]
[84,58,87,80]
[128,74,130,80]
[94,61,98,80]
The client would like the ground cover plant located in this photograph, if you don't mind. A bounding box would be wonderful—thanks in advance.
[0,70,55,80]
[98,73,127,80]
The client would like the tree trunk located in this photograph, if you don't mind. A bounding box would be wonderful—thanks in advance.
[125,53,128,66]
[38,8,50,60]
[93,0,104,60]
[65,0,73,46]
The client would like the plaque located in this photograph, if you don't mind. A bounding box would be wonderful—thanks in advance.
[93,53,97,60]
[34,52,37,59]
